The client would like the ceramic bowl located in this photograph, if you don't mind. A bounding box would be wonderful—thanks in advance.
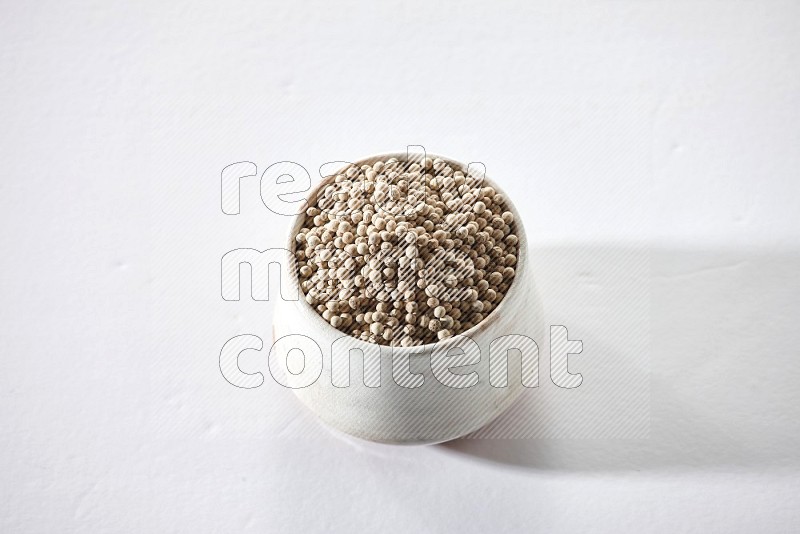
[272,152,544,444]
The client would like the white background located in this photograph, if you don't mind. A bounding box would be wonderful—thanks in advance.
[2,0,800,532]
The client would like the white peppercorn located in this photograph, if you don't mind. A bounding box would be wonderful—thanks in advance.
[295,155,520,346]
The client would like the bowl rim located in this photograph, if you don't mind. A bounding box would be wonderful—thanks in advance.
[282,151,529,356]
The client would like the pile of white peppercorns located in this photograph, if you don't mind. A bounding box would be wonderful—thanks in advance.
[294,155,519,347]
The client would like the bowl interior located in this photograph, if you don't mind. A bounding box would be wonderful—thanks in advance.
[284,151,529,354]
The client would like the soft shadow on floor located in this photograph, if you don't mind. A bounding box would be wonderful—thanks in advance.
[438,245,800,472]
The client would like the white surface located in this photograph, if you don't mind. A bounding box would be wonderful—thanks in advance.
[2,0,800,532]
